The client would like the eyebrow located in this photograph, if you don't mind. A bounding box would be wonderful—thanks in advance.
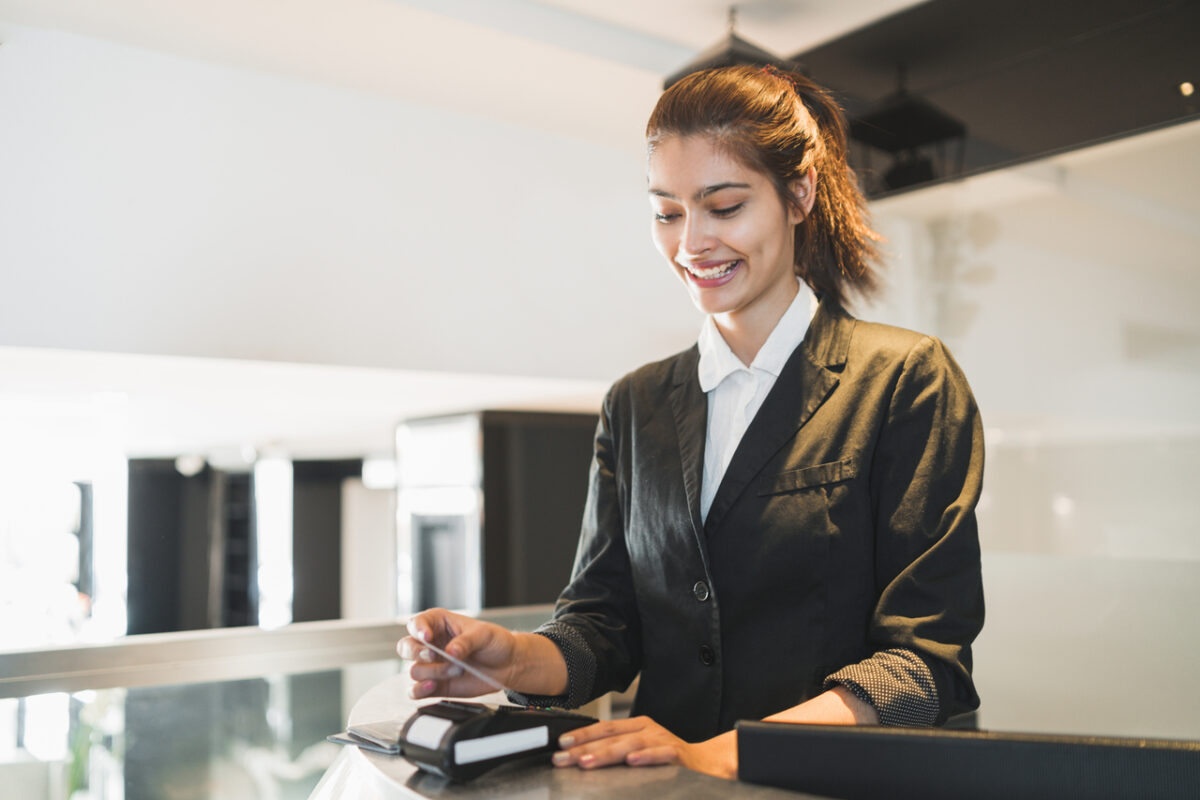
[648,182,752,201]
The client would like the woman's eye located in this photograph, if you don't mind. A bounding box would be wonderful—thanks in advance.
[712,203,744,218]
[654,212,680,223]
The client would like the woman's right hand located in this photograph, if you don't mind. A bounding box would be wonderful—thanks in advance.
[397,608,520,700]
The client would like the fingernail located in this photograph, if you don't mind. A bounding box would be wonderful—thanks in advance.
[421,680,436,694]
[552,752,571,766]
[580,754,595,768]
[559,734,575,747]
[419,649,434,662]
[446,665,463,678]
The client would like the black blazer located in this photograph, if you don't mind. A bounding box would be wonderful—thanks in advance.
[549,298,985,743]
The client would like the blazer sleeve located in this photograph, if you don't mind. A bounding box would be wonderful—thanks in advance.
[511,383,643,709]
[857,334,985,724]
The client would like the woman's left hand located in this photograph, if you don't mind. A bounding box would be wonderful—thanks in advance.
[550,716,737,780]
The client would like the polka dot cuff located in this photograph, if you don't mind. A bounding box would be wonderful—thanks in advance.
[824,648,940,727]
[504,622,596,709]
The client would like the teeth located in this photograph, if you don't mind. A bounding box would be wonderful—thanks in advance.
[686,260,738,279]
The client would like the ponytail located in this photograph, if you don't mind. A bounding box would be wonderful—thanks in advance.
[789,74,880,306]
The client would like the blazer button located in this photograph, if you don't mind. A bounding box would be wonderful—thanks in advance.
[693,580,710,602]
[698,644,715,666]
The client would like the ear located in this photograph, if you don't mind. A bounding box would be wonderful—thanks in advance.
[788,167,817,223]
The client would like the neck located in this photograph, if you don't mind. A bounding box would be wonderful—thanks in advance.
[713,280,800,366]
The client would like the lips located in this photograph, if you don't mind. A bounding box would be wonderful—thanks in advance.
[680,259,741,286]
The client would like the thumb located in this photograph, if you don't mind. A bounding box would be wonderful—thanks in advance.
[445,622,501,662]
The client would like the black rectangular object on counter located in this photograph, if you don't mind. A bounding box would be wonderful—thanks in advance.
[400,701,596,782]
[737,721,1200,800]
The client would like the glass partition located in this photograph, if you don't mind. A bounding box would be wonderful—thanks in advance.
[861,118,1200,738]
[0,608,550,799]
[1,659,400,800]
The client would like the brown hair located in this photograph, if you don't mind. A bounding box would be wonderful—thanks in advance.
[647,65,880,308]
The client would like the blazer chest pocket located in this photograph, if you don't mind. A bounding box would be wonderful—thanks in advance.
[757,458,857,496]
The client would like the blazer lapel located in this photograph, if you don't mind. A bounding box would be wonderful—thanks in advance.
[668,346,708,551]
[703,299,856,538]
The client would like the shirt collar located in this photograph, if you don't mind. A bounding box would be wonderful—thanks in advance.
[696,279,816,392]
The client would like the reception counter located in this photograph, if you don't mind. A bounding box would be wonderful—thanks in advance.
[311,672,810,800]
[0,607,818,798]
[0,609,544,799]
[5,608,1197,798]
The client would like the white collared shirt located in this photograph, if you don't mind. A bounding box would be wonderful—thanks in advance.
[697,280,817,522]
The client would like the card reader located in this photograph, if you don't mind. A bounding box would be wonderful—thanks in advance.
[399,700,596,781]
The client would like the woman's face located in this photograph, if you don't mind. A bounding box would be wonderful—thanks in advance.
[647,134,809,325]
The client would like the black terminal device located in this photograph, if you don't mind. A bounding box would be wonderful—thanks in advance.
[398,701,596,782]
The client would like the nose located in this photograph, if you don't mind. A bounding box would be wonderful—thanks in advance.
[680,213,713,257]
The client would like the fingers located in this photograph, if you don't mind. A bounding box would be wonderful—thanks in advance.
[398,636,465,667]
[624,745,681,766]
[404,648,474,700]
[398,608,458,699]
[404,608,457,647]
[558,718,647,748]
[552,717,683,770]
[398,608,471,664]
[405,668,480,700]
[397,609,444,660]
[552,735,671,769]
[398,610,495,662]
[408,659,464,682]
[397,610,518,700]
[396,635,419,661]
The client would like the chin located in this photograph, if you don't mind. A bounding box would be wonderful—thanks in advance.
[688,293,735,318]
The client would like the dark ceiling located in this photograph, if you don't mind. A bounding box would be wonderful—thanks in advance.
[791,0,1200,196]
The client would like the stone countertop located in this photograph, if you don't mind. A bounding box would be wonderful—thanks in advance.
[310,672,822,799]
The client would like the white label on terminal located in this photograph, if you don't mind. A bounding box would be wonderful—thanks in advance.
[406,715,454,750]
[454,726,549,764]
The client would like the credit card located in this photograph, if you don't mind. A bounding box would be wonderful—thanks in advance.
[327,731,403,755]
[416,636,512,695]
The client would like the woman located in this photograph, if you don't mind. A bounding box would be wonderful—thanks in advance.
[398,64,984,780]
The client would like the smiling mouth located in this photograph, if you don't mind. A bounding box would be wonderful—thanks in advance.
[683,259,740,280]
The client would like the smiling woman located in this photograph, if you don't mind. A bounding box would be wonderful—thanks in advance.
[647,135,809,363]
[400,64,984,780]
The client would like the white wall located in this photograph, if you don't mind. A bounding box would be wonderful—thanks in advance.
[340,477,396,621]
[0,23,700,383]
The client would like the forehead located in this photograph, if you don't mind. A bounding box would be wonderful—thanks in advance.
[646,135,763,194]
